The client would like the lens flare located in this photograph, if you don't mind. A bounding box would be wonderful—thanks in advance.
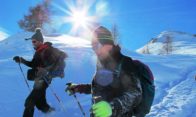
[52,0,109,37]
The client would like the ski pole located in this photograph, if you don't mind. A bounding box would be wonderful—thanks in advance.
[42,76,67,112]
[73,93,86,117]
[18,63,31,91]
[66,83,86,117]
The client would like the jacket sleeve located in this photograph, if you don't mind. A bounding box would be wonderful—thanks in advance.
[110,71,142,115]
[21,58,34,68]
[76,84,92,94]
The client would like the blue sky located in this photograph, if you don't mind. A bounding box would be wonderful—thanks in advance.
[0,0,42,34]
[0,0,196,50]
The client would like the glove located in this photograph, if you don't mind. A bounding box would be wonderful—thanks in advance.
[13,56,24,63]
[65,83,78,95]
[92,101,112,117]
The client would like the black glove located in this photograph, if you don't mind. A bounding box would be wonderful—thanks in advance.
[65,83,78,95]
[13,56,23,63]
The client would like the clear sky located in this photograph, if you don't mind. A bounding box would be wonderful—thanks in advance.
[0,0,196,50]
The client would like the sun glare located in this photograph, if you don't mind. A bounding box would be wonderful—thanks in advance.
[63,6,98,34]
[52,0,108,34]
[71,10,89,29]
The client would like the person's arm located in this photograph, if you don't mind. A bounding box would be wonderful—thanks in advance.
[21,58,34,67]
[110,73,142,115]
[13,56,34,68]
[92,73,142,117]
[73,84,92,94]
[66,83,92,95]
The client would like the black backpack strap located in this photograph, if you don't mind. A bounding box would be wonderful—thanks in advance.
[114,57,124,78]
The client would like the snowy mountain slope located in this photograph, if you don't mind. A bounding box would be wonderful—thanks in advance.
[0,32,196,117]
[137,31,196,55]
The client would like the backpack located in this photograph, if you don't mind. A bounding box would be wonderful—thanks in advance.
[132,60,155,115]
[116,57,155,115]
[43,42,67,78]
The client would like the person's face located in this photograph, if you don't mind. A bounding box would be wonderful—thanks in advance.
[32,39,42,49]
[91,34,113,60]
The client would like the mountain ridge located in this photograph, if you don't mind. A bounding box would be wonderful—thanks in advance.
[137,31,196,55]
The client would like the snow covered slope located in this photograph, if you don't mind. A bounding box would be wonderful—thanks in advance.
[0,32,196,117]
[137,31,196,55]
[132,54,196,117]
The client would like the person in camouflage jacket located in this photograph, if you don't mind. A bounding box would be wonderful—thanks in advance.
[66,26,142,117]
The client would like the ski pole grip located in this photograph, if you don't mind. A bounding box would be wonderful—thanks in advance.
[66,82,72,86]
[93,96,102,103]
[65,82,76,94]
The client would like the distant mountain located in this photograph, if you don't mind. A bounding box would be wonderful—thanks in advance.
[137,31,196,55]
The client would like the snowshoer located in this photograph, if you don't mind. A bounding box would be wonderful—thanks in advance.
[13,28,67,117]
[65,26,152,117]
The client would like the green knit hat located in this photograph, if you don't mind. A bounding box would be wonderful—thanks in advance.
[94,26,114,45]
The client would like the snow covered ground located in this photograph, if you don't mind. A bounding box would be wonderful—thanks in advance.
[0,33,196,117]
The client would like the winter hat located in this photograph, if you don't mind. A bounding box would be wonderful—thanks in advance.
[31,28,44,42]
[94,26,114,45]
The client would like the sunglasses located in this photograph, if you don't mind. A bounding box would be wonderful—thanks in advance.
[32,40,37,44]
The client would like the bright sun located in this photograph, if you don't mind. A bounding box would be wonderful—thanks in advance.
[61,7,96,34]
[53,1,100,34]
[70,10,89,29]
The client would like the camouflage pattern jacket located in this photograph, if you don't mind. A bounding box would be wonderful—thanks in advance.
[77,52,142,117]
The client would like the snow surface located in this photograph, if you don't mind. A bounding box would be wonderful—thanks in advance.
[0,29,9,41]
[137,31,196,55]
[0,32,196,117]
